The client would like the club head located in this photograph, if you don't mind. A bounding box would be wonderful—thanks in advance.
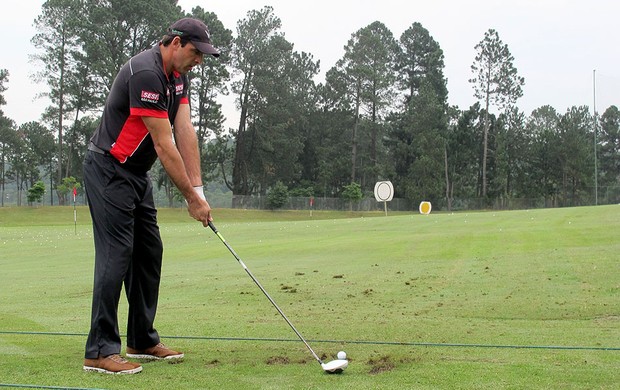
[321,359,348,374]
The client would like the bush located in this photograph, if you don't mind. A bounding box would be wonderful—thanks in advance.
[27,181,46,205]
[267,182,289,210]
[341,182,363,202]
[289,186,314,197]
[341,182,363,211]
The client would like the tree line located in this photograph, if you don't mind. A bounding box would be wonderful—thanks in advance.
[0,0,618,209]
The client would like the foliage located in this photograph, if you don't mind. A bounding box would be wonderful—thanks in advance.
[27,181,46,204]
[470,29,525,197]
[557,106,593,204]
[0,69,8,106]
[396,22,447,105]
[326,21,398,187]
[266,181,288,210]
[187,6,233,173]
[598,105,620,187]
[341,182,363,203]
[2,4,616,209]
[288,185,314,197]
[229,6,319,196]
[56,176,81,205]
[0,112,17,207]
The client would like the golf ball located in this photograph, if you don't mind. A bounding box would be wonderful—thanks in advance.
[337,351,347,360]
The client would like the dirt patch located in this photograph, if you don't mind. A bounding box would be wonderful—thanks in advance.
[280,285,298,293]
[266,356,290,365]
[368,355,395,374]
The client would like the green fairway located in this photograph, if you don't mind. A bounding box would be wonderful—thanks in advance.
[0,205,619,389]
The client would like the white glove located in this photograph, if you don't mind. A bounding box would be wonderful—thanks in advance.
[193,185,206,201]
[186,185,206,205]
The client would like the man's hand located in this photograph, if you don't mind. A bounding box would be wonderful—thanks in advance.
[186,186,211,226]
[186,194,212,226]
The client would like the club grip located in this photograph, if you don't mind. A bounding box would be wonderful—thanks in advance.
[208,220,218,233]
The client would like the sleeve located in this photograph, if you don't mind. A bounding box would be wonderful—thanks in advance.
[179,74,190,105]
[128,70,169,118]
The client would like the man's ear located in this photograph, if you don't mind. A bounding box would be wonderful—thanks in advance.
[172,36,183,48]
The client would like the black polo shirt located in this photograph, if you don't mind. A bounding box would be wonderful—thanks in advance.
[90,44,190,173]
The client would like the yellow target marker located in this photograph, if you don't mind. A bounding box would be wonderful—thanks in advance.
[419,201,432,215]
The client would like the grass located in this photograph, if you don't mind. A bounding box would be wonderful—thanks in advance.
[0,205,619,389]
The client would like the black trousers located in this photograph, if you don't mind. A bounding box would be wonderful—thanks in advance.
[83,150,163,359]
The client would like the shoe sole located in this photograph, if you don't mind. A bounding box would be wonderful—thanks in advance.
[83,365,143,374]
[126,353,184,360]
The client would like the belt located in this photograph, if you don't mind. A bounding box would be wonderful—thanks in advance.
[88,142,110,156]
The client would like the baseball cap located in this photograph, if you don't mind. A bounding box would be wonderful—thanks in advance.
[168,18,220,57]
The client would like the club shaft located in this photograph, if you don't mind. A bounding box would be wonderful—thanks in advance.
[208,221,323,365]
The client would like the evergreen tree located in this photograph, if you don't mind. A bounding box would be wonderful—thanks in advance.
[470,29,524,197]
[598,106,620,189]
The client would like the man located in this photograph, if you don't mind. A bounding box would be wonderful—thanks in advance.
[82,17,219,375]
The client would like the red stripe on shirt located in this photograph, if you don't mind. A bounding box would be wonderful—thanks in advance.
[131,107,168,118]
[110,115,150,163]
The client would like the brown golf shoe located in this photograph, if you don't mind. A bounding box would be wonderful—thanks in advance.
[126,342,184,360]
[83,354,142,374]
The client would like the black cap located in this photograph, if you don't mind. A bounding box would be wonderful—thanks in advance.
[168,18,220,57]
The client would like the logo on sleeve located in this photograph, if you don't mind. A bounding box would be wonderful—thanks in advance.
[141,90,160,103]
[175,83,184,95]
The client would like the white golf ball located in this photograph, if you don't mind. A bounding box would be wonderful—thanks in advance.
[337,351,347,360]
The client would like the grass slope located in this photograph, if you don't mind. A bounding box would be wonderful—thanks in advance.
[0,205,619,389]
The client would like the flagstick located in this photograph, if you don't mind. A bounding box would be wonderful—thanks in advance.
[73,188,77,235]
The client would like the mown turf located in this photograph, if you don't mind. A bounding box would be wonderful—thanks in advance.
[0,205,618,389]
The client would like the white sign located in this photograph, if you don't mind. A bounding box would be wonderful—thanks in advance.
[374,181,394,202]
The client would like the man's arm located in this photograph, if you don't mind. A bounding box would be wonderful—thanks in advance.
[142,116,211,224]
[173,103,202,186]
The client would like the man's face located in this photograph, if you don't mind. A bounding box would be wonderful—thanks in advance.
[172,38,204,74]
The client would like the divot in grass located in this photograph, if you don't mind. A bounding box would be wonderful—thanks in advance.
[280,284,298,293]
[266,356,290,365]
[368,355,396,374]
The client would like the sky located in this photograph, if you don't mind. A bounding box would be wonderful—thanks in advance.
[1,0,619,129]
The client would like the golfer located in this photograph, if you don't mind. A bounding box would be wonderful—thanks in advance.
[82,17,219,374]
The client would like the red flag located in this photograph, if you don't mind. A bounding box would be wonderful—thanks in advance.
[73,187,77,202]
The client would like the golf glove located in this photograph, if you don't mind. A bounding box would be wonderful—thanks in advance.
[193,185,206,201]
[185,185,206,205]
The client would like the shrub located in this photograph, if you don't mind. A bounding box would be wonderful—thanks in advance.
[267,182,289,210]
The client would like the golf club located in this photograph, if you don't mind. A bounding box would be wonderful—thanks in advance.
[207,221,348,374]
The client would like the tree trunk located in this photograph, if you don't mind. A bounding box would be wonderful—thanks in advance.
[350,80,361,182]
[233,73,251,195]
[56,35,67,205]
[444,144,451,211]
[482,85,490,198]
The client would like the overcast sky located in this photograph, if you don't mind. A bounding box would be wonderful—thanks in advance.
[2,0,619,129]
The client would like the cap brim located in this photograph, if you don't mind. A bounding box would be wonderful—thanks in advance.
[192,41,220,57]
